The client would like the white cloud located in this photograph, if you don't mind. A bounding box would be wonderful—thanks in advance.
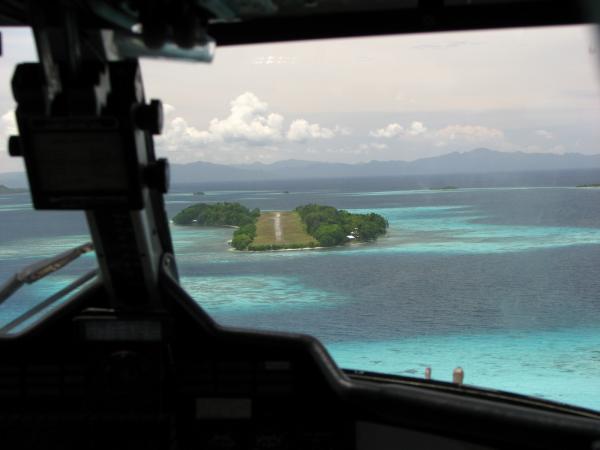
[156,110,211,159]
[0,110,21,173]
[287,119,335,142]
[370,123,404,138]
[155,93,344,163]
[253,56,297,65]
[371,121,427,138]
[435,125,504,143]
[359,142,388,151]
[334,125,352,136]
[163,103,175,115]
[206,92,284,144]
[157,93,286,157]
[535,129,554,140]
[406,121,427,136]
[369,121,509,151]
[372,142,388,150]
[1,111,17,136]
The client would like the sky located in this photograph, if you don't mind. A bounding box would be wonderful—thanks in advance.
[1,24,600,172]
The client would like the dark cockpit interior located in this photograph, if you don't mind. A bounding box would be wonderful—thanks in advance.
[1,1,600,448]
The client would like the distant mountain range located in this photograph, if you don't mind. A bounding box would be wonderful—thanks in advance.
[3,148,600,187]
[0,184,26,194]
[169,148,600,183]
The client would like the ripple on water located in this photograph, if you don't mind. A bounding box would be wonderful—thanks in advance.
[0,203,32,212]
[345,206,600,255]
[343,187,571,197]
[180,275,341,314]
[0,235,95,260]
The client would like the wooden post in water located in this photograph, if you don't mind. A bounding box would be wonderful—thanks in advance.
[424,367,431,380]
[453,367,464,385]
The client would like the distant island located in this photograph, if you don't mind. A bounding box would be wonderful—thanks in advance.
[193,191,205,196]
[576,184,600,188]
[0,184,26,194]
[172,202,388,251]
[429,186,458,190]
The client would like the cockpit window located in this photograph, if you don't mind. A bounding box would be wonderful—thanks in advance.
[3,24,600,411]
[154,25,600,411]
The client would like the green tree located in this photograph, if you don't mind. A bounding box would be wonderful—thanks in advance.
[232,233,252,250]
[173,202,260,227]
[295,203,388,245]
[314,224,346,247]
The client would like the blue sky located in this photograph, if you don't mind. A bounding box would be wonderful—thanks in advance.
[1,24,600,171]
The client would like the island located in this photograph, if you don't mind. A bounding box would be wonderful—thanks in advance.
[576,184,600,188]
[172,202,388,251]
[295,204,388,248]
[0,184,27,194]
[429,186,458,190]
[193,191,205,196]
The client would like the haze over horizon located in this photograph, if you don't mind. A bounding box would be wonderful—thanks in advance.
[5,148,600,188]
[4,147,600,176]
[1,24,600,173]
[166,147,600,166]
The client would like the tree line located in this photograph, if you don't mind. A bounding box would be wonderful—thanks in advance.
[295,204,388,247]
[172,202,260,250]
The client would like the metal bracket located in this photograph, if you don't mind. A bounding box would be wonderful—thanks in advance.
[8,3,177,311]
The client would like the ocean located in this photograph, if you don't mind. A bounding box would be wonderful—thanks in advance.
[1,178,600,410]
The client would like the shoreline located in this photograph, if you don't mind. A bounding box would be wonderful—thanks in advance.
[229,245,326,253]
[229,241,369,253]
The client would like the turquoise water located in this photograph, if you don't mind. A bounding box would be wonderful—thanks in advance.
[167,187,600,410]
[180,275,342,313]
[2,185,600,411]
[328,327,600,409]
[351,206,600,254]
[0,234,94,260]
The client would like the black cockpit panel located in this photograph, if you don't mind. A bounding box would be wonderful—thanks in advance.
[0,274,597,449]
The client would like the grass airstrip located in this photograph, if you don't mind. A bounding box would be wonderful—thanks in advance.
[252,211,317,247]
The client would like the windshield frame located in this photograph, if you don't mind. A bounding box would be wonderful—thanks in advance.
[0,270,99,339]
